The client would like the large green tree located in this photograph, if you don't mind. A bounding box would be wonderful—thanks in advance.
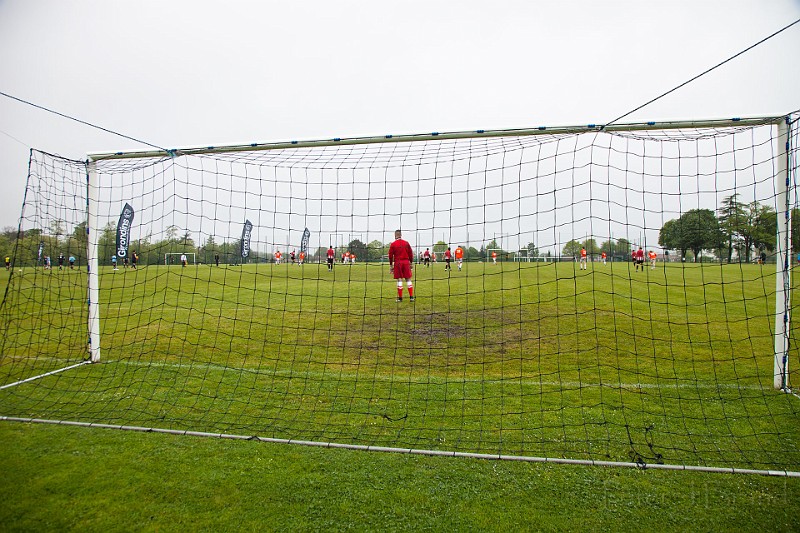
[741,202,777,260]
[718,194,747,263]
[366,240,385,262]
[562,239,582,257]
[659,209,723,262]
[346,239,368,261]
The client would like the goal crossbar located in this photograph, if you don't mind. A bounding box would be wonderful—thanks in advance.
[87,116,786,161]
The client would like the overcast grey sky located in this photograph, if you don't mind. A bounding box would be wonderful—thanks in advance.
[1,0,798,234]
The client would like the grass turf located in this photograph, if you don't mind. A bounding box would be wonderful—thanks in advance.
[1,260,799,529]
[1,260,799,470]
[1,421,799,532]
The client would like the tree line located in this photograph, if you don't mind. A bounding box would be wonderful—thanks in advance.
[658,194,784,262]
[558,194,793,263]
[0,225,517,267]
[1,194,794,267]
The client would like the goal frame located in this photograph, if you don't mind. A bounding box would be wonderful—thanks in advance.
[85,115,792,389]
[164,252,196,266]
[486,248,506,263]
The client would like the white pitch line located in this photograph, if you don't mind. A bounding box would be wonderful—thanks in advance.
[1,416,798,478]
[0,361,91,390]
[0,356,783,394]
[93,358,773,392]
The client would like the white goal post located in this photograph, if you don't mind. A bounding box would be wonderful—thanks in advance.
[164,252,196,265]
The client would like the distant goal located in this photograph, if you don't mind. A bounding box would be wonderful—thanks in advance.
[164,252,195,265]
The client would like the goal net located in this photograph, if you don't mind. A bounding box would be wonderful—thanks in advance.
[1,116,799,473]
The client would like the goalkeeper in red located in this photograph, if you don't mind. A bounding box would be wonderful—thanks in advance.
[388,229,415,302]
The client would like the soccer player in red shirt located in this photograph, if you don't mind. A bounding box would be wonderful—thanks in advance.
[326,246,335,271]
[579,247,588,270]
[635,247,645,272]
[444,247,452,270]
[601,251,607,265]
[388,229,415,302]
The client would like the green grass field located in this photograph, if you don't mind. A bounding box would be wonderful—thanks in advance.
[1,260,800,529]
[2,260,798,468]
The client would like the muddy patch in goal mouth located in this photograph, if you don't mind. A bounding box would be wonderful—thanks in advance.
[409,313,466,343]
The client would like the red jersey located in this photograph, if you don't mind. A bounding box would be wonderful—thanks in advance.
[648,251,657,260]
[636,249,645,260]
[444,249,452,260]
[601,252,607,258]
[327,248,335,259]
[455,247,464,260]
[581,248,587,258]
[388,238,414,265]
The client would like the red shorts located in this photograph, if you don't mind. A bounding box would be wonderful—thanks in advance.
[393,261,412,279]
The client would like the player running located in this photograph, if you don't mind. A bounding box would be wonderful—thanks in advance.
[275,250,282,264]
[299,251,305,265]
[388,229,415,303]
[491,251,497,264]
[455,246,464,271]
[648,250,657,269]
[601,251,607,265]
